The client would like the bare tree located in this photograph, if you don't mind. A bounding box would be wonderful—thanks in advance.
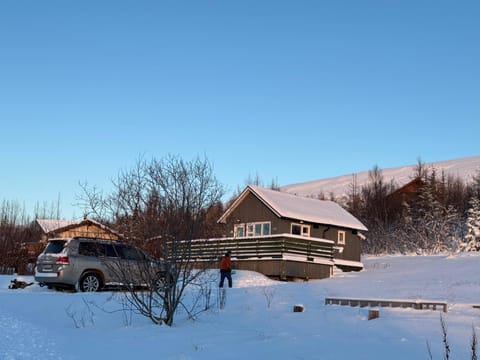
[413,157,428,180]
[79,154,225,326]
[346,173,362,217]
[471,169,480,198]
[0,200,39,274]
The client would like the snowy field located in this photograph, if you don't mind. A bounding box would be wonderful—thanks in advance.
[2,254,480,360]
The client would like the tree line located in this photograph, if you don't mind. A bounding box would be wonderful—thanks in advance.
[342,161,480,254]
[0,200,61,273]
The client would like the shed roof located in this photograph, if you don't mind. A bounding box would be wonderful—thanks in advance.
[36,219,76,234]
[36,218,122,238]
[219,185,368,232]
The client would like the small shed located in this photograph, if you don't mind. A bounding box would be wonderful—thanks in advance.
[36,218,122,242]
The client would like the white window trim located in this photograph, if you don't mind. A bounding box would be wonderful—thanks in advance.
[235,221,271,237]
[234,224,245,237]
[246,223,255,236]
[338,230,346,245]
[291,223,311,237]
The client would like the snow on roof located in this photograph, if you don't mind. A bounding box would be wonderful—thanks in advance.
[56,218,122,237]
[36,219,77,234]
[36,218,121,237]
[223,185,368,231]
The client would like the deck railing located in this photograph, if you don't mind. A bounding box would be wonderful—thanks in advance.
[167,234,335,263]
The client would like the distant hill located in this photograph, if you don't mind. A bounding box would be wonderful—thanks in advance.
[281,156,480,201]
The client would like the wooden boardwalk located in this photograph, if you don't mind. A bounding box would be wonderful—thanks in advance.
[325,296,448,313]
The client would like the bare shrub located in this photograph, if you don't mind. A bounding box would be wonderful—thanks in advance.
[427,315,478,360]
[262,286,275,308]
[78,154,225,326]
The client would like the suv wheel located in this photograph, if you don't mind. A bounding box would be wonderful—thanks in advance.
[79,272,102,292]
[154,272,173,291]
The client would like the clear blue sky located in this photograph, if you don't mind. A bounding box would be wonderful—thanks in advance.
[1,0,479,219]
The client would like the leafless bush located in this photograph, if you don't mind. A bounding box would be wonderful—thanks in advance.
[65,298,96,329]
[472,326,478,360]
[262,286,275,308]
[427,315,477,360]
[218,288,227,310]
[78,154,225,326]
[440,314,450,360]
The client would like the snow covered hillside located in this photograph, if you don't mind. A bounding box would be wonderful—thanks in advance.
[282,156,480,200]
[2,254,480,359]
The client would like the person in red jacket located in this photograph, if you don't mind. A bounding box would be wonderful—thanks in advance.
[219,251,232,288]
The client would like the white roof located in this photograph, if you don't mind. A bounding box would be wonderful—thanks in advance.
[221,185,368,231]
[36,218,121,237]
[36,219,77,234]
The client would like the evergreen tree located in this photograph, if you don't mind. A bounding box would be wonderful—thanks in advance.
[407,173,461,253]
[462,196,480,252]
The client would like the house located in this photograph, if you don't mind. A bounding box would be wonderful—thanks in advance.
[386,177,424,210]
[36,217,122,242]
[212,185,368,280]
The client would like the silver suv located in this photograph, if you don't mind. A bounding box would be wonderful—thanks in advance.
[35,237,171,292]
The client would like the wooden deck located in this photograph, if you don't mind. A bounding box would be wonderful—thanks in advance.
[167,234,336,280]
[325,297,448,312]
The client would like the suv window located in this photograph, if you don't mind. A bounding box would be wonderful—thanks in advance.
[105,244,119,258]
[118,245,146,261]
[44,240,66,254]
[79,242,104,257]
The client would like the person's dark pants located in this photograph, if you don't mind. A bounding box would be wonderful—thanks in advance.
[219,269,232,288]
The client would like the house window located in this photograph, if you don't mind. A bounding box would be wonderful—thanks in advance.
[338,231,346,245]
[291,223,310,237]
[247,224,254,236]
[234,224,245,237]
[263,223,270,236]
[234,222,270,237]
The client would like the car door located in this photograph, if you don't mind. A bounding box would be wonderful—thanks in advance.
[101,243,125,286]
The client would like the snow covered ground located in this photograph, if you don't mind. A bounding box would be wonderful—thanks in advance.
[2,254,480,359]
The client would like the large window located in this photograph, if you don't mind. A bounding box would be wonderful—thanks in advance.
[291,223,310,237]
[234,222,270,237]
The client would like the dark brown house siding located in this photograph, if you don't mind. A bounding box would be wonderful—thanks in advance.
[335,230,361,262]
[237,259,333,280]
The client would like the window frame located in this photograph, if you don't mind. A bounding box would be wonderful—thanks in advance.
[234,221,271,237]
[337,230,346,245]
[291,223,311,237]
[234,224,245,237]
